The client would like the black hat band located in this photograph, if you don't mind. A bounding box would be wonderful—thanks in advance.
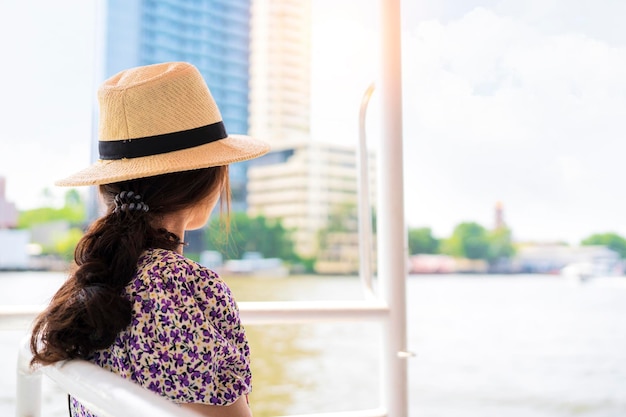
[98,121,227,160]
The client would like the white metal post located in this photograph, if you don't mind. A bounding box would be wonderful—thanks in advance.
[358,82,376,298]
[16,336,42,417]
[377,0,409,416]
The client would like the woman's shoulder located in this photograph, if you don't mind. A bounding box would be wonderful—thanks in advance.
[133,247,222,291]
[139,247,212,273]
[129,249,239,329]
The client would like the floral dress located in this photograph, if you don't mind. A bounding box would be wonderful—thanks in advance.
[70,248,252,416]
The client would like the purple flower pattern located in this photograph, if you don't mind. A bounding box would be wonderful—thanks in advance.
[70,248,251,417]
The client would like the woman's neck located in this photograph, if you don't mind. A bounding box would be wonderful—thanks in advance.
[154,211,190,254]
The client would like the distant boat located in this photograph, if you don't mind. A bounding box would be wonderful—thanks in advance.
[560,262,594,282]
[219,252,289,278]
[222,257,289,277]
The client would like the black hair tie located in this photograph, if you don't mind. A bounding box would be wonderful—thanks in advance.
[114,191,149,214]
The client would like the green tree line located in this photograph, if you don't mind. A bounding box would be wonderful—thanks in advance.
[204,212,299,263]
[17,190,86,260]
[16,190,626,264]
[408,222,515,263]
[408,224,626,261]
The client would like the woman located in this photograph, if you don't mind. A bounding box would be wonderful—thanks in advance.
[30,62,270,417]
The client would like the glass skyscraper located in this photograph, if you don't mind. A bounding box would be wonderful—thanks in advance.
[102,0,250,135]
[99,0,251,211]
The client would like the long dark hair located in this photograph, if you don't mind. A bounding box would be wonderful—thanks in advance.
[30,166,229,366]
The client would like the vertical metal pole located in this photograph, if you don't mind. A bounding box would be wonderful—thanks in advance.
[16,336,42,417]
[358,82,376,298]
[377,0,408,416]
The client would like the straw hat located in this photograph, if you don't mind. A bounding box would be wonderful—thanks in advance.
[56,62,270,186]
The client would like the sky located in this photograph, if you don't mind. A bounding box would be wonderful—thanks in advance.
[1,0,626,245]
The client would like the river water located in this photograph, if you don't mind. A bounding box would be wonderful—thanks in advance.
[1,272,625,417]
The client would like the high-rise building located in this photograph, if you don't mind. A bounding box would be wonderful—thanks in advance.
[0,177,18,229]
[99,0,251,211]
[248,0,311,143]
[245,1,376,272]
[247,140,376,270]
[102,0,251,134]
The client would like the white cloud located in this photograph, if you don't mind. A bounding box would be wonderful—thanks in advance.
[310,3,626,243]
[400,7,626,243]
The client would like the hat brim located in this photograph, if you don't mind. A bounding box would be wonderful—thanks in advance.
[55,134,270,186]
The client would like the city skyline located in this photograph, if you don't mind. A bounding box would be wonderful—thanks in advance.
[1,0,625,244]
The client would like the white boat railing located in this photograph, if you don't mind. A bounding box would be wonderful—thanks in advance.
[10,300,398,417]
[16,336,201,417]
